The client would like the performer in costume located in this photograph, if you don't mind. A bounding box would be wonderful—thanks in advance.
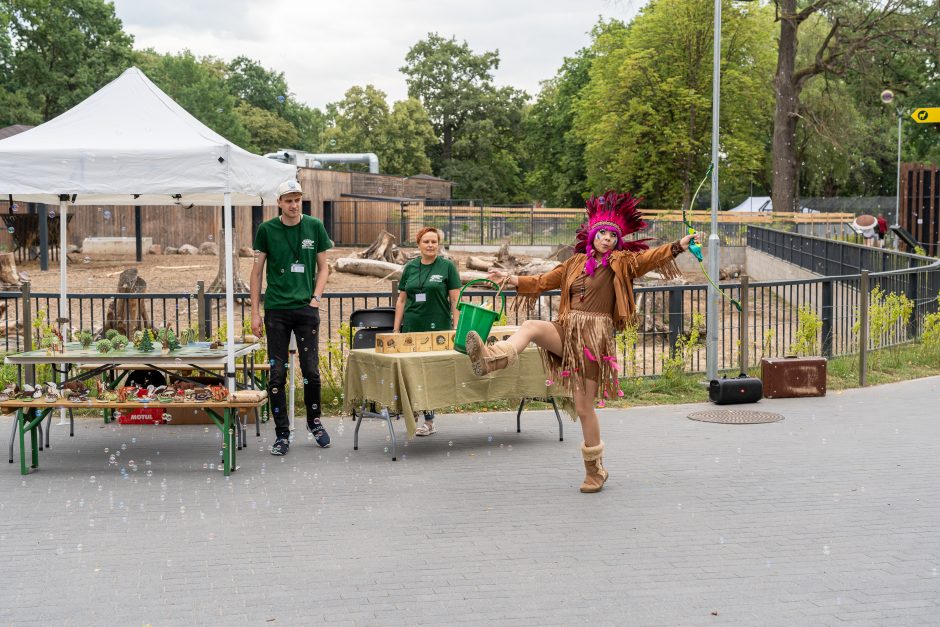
[466,191,700,493]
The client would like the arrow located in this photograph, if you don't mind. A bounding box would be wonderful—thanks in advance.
[911,108,940,123]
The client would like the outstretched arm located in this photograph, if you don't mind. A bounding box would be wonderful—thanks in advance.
[488,262,565,296]
[627,232,701,278]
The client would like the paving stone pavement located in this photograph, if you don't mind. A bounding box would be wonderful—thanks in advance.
[1,376,939,626]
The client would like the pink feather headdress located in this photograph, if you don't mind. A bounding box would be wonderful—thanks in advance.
[574,190,651,275]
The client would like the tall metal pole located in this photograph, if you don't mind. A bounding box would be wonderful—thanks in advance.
[893,112,902,227]
[706,0,722,380]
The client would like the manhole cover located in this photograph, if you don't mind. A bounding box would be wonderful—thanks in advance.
[688,409,784,424]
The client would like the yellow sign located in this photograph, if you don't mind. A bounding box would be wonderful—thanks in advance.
[911,108,940,123]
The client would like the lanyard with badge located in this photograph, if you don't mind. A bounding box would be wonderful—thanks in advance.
[284,219,305,274]
[414,260,434,302]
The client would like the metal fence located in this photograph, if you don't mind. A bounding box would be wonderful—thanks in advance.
[5,228,937,377]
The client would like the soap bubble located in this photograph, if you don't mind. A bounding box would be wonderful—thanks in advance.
[10,203,17,212]
[6,227,13,234]
[103,210,112,220]
[48,210,56,218]
[277,95,286,103]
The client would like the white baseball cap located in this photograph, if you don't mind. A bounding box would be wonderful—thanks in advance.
[277,179,303,198]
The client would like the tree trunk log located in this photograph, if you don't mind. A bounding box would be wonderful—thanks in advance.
[358,230,407,264]
[466,256,498,271]
[0,252,21,287]
[335,257,487,283]
[103,269,151,337]
[208,229,249,294]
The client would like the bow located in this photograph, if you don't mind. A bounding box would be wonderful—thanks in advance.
[684,165,742,312]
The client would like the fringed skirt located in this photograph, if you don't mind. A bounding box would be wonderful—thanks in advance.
[545,310,621,404]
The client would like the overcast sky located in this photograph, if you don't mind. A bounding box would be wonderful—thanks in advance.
[110,0,644,110]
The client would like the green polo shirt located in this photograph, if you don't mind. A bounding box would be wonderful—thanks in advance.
[254,215,333,310]
[398,256,461,332]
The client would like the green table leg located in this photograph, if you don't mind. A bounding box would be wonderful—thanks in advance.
[19,407,51,475]
[204,407,234,476]
[18,409,27,475]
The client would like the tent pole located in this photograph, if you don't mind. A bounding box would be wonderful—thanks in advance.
[224,193,236,393]
[57,199,68,426]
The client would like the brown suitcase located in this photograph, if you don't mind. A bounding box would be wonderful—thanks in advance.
[760,356,827,398]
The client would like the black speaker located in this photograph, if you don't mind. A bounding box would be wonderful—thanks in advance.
[708,374,763,405]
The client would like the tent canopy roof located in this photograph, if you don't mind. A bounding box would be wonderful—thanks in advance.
[0,67,295,206]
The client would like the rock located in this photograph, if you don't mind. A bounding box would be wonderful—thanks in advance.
[198,241,219,256]
[719,264,742,280]
[148,244,163,255]
[67,244,81,254]
[178,244,199,255]
[164,246,179,255]
[238,246,255,258]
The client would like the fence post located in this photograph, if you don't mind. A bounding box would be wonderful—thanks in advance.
[667,287,683,359]
[21,281,35,382]
[479,205,484,246]
[906,258,919,339]
[820,279,833,357]
[196,280,207,341]
[739,274,749,373]
[530,205,535,246]
[859,270,869,387]
[448,203,454,244]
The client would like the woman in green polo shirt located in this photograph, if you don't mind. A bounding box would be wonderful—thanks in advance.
[393,226,461,436]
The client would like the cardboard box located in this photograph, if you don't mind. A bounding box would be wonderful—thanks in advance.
[397,333,417,353]
[431,331,451,351]
[412,332,434,353]
[375,333,398,354]
[487,325,519,344]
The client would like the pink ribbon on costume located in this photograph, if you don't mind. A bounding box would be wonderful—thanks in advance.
[602,355,621,372]
[584,247,612,277]
[561,370,571,378]
[583,347,597,362]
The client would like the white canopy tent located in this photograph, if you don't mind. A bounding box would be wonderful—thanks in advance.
[0,67,296,388]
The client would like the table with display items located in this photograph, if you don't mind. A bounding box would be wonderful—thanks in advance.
[3,342,263,475]
[343,347,568,460]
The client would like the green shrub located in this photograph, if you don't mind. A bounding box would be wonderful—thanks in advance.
[789,304,821,356]
[96,339,113,353]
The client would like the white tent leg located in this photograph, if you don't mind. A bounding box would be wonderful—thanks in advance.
[57,199,68,426]
[223,193,236,394]
[288,332,297,432]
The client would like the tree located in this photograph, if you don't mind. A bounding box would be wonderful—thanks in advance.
[382,98,435,176]
[769,0,940,212]
[574,4,776,209]
[234,102,299,154]
[322,87,435,176]
[133,49,251,148]
[401,33,528,201]
[226,55,326,151]
[524,44,595,207]
[322,84,390,155]
[2,0,133,120]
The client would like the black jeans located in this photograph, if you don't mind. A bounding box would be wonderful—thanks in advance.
[264,306,321,439]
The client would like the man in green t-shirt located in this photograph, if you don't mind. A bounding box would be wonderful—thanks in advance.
[250,179,333,456]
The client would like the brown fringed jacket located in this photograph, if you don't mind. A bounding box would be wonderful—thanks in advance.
[513,241,683,330]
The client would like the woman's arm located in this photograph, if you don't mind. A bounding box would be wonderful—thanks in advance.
[393,291,407,333]
[449,288,460,328]
[626,232,700,278]
[487,262,566,295]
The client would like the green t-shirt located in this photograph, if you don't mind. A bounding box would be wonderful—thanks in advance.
[398,256,461,332]
[253,215,333,310]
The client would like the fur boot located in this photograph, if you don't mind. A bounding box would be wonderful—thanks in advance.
[466,331,518,376]
[580,441,608,493]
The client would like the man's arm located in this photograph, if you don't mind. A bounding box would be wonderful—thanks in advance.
[249,251,266,336]
[310,251,329,308]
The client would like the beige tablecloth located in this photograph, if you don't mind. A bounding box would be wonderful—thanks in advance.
[343,348,567,436]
